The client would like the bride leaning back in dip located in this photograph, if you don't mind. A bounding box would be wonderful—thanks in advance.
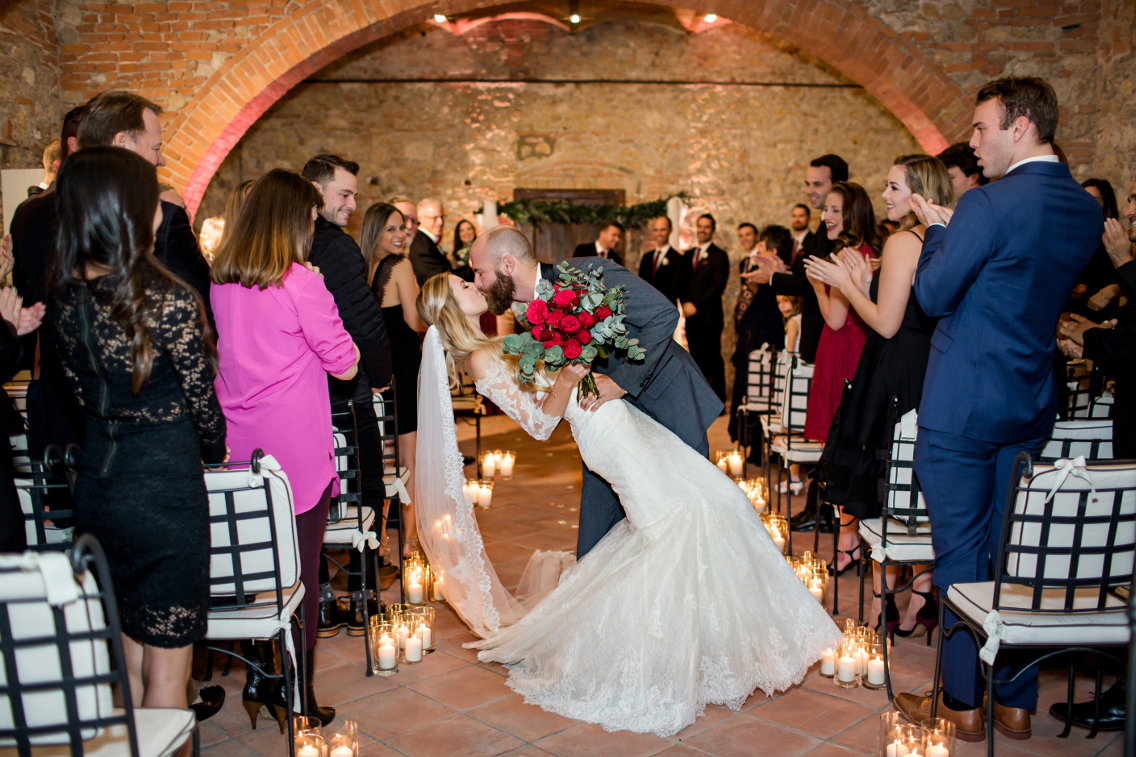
[413,271,842,737]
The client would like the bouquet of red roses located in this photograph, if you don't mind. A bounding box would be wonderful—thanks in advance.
[503,261,644,398]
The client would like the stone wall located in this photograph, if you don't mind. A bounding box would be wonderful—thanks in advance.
[0,0,62,222]
[1095,0,1136,191]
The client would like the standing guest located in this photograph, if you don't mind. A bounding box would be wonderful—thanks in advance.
[212,168,361,727]
[805,154,951,615]
[573,220,624,265]
[729,224,791,445]
[937,142,987,200]
[408,197,451,284]
[895,76,1102,741]
[361,203,428,556]
[77,92,213,323]
[301,154,394,638]
[789,203,814,260]
[48,147,226,717]
[802,182,880,443]
[217,180,255,255]
[679,213,730,402]
[25,140,60,200]
[637,215,683,302]
[1072,178,1124,318]
[389,197,421,238]
[449,219,477,281]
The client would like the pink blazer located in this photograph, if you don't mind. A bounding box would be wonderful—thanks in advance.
[212,262,357,513]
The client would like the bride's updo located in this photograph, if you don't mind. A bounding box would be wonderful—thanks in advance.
[417,273,506,387]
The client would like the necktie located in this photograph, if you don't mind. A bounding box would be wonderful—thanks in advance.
[653,249,663,275]
[693,248,702,272]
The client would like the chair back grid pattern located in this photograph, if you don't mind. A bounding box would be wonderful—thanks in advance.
[745,346,778,414]
[994,455,1136,615]
[17,456,75,553]
[373,383,400,472]
[205,453,298,608]
[1038,419,1114,464]
[779,356,812,434]
[329,402,360,524]
[883,403,929,537]
[0,538,137,756]
[1066,362,1112,419]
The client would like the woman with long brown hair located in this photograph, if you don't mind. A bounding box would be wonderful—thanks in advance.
[212,168,359,728]
[48,146,227,719]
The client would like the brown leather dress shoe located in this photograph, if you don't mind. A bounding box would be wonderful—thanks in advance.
[992,700,1031,740]
[894,692,986,742]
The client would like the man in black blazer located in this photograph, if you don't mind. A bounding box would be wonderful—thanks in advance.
[789,203,815,263]
[678,213,729,402]
[408,197,452,285]
[637,215,683,303]
[572,220,624,266]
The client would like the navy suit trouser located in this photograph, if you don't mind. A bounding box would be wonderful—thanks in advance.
[914,427,1046,710]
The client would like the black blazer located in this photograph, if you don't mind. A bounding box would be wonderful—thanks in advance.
[637,246,683,303]
[409,230,451,285]
[572,243,622,267]
[792,230,816,264]
[154,200,213,327]
[678,243,730,334]
[770,231,831,363]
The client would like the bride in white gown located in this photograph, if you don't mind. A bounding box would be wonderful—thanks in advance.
[414,273,843,737]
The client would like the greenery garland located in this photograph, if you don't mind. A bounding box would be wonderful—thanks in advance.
[498,193,687,228]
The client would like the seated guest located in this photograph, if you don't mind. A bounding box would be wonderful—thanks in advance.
[897,76,1102,741]
[638,215,682,302]
[48,147,226,715]
[937,141,987,200]
[361,203,428,556]
[449,219,477,281]
[801,182,880,443]
[805,154,952,619]
[408,197,451,284]
[212,168,360,727]
[573,220,624,265]
[1071,178,1124,319]
[679,214,730,402]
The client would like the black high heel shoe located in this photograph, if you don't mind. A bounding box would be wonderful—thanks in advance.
[241,640,287,733]
[894,590,938,644]
[272,649,335,728]
[871,591,900,641]
[830,542,862,578]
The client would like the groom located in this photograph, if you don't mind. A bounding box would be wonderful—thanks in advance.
[470,226,723,557]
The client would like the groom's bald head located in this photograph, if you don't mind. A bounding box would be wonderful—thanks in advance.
[470,226,539,315]
[473,226,534,267]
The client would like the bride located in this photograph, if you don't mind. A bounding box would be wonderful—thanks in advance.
[414,272,843,737]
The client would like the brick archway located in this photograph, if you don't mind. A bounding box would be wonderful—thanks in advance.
[166,0,972,217]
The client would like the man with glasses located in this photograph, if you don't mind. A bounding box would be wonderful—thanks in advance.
[409,197,451,284]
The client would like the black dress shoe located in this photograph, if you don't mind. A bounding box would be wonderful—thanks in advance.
[462,455,476,467]
[317,597,345,638]
[346,592,387,635]
[1049,681,1126,732]
[190,685,225,722]
[789,508,834,534]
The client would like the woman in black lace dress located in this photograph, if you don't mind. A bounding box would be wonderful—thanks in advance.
[48,147,226,708]
[360,202,427,554]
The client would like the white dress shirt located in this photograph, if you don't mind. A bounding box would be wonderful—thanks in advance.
[1006,153,1059,174]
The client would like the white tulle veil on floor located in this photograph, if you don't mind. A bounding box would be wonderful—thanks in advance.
[415,326,574,639]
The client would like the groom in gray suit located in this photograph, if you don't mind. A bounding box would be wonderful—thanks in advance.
[470,226,723,557]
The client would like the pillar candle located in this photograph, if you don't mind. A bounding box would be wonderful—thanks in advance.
[886,740,910,757]
[478,485,493,508]
[298,746,320,757]
[330,747,353,757]
[772,532,785,553]
[716,458,728,474]
[927,743,949,757]
[867,657,885,685]
[500,453,515,477]
[836,654,856,682]
[407,581,423,604]
[728,452,744,477]
[378,641,397,670]
[820,648,835,676]
[417,623,432,649]
[405,635,423,662]
[809,583,824,602]
[433,573,445,601]
[482,454,496,477]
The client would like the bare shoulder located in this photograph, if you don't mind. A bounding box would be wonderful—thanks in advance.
[467,348,495,382]
[883,229,923,258]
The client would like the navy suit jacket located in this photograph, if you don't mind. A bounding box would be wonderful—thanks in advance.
[913,160,1101,443]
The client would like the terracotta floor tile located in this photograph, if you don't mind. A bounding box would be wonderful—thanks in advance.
[684,715,821,757]
[495,747,558,757]
[535,723,672,757]
[197,721,233,748]
[831,712,884,755]
[468,694,578,741]
[672,703,738,739]
[804,670,929,709]
[511,530,578,552]
[316,661,398,706]
[317,629,369,663]
[337,688,456,740]
[489,520,547,540]
[651,746,710,757]
[384,713,524,757]
[751,688,876,738]
[358,742,410,757]
[441,640,491,663]
[201,738,260,757]
[802,743,873,757]
[380,649,470,684]
[485,540,539,564]
[408,663,515,711]
[236,718,296,757]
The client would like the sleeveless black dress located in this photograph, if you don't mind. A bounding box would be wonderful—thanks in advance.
[822,233,936,520]
[372,255,420,434]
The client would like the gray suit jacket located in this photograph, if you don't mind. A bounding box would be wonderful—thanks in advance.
[540,257,722,449]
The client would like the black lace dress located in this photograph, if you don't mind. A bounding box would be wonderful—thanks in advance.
[49,275,226,648]
[372,254,420,433]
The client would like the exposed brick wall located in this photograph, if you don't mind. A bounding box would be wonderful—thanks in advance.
[1094,0,1136,188]
[0,0,62,222]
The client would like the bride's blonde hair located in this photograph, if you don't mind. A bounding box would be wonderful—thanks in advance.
[417,273,508,388]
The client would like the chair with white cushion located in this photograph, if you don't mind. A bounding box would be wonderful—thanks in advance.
[759,351,792,487]
[17,445,79,553]
[1038,419,1113,464]
[0,535,195,756]
[202,451,303,755]
[931,454,1136,756]
[770,355,822,552]
[733,344,778,477]
[374,386,412,603]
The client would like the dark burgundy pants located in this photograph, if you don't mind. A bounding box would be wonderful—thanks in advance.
[293,482,332,653]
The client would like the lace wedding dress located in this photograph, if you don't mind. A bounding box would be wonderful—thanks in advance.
[459,357,844,737]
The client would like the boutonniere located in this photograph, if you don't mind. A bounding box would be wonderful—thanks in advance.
[659,257,670,266]
[699,250,709,262]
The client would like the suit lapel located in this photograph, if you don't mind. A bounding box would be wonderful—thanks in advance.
[540,262,556,281]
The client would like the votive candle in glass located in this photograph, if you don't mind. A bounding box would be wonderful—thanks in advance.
[500,450,516,479]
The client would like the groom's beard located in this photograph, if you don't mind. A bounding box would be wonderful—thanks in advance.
[484,269,517,316]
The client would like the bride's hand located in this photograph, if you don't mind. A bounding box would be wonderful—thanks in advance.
[558,362,592,385]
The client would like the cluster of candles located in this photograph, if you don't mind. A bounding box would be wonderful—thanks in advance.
[761,512,788,553]
[714,449,746,477]
[787,551,829,603]
[878,712,955,757]
[480,449,517,479]
[294,717,359,757]
[737,477,767,513]
[402,552,445,604]
[820,619,888,690]
[369,604,437,674]
[463,479,495,509]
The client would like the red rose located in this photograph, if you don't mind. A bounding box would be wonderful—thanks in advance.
[546,309,563,327]
[562,340,583,360]
[595,305,612,319]
[578,312,595,329]
[560,314,581,333]
[552,288,577,308]
[526,299,549,326]
[575,330,592,345]
[543,337,563,349]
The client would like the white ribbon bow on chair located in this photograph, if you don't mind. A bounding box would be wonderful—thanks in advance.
[351,529,380,553]
[1046,456,1096,504]
[980,610,1007,665]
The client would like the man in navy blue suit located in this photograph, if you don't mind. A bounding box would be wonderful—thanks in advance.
[894,77,1102,741]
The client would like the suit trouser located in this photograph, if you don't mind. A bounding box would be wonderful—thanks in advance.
[914,428,1046,709]
[685,320,726,402]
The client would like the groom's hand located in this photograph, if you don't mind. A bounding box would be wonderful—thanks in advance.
[579,374,627,412]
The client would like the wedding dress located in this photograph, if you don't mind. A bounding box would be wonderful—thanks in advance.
[415,327,843,737]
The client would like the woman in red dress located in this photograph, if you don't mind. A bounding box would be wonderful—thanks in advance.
[802,182,881,442]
